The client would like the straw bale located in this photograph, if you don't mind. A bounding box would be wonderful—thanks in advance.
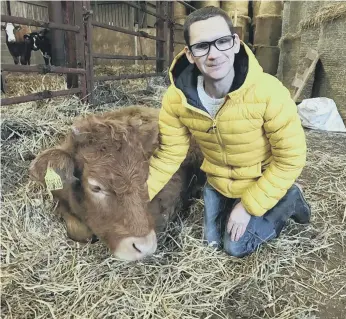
[277,37,301,95]
[277,1,320,95]
[231,15,251,42]
[173,1,187,25]
[294,27,320,101]
[315,15,346,122]
[281,0,304,34]
[173,1,187,17]
[252,0,261,20]
[194,1,220,9]
[254,45,280,76]
[221,1,248,16]
[299,1,346,31]
[254,16,282,46]
[258,0,283,16]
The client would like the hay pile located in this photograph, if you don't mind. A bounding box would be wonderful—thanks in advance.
[1,75,346,318]
[278,1,346,122]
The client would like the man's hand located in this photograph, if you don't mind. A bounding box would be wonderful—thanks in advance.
[227,202,251,242]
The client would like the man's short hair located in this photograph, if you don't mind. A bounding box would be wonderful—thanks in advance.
[183,6,234,46]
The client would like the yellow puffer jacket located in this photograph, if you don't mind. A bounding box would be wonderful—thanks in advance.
[147,42,307,216]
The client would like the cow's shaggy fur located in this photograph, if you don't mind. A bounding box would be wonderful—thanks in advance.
[29,106,205,256]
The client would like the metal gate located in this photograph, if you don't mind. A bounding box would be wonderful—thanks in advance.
[0,1,196,107]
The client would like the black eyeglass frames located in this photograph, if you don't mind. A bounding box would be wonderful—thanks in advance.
[188,34,236,57]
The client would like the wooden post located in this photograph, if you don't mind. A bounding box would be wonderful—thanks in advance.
[139,2,147,28]
[6,1,11,15]
[47,1,65,66]
[156,1,165,73]
[83,1,94,104]
[74,1,87,101]
[62,1,78,89]
[167,1,174,67]
[162,1,169,70]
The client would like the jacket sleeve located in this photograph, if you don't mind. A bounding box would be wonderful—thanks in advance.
[147,89,190,201]
[241,79,307,216]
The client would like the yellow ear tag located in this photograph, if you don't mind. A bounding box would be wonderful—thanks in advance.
[44,167,63,191]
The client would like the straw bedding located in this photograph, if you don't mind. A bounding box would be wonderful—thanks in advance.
[1,71,346,318]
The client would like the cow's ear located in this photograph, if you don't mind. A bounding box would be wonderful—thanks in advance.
[29,147,76,189]
[60,211,94,243]
[135,122,159,157]
[1,25,6,31]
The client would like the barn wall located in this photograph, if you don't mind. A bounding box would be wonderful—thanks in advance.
[91,1,137,66]
[91,1,135,29]
[1,0,49,65]
[1,1,181,68]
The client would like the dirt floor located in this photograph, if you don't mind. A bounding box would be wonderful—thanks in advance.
[1,75,345,318]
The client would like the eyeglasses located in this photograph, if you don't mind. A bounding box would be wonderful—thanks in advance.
[188,35,236,57]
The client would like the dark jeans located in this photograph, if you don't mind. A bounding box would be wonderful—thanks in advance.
[203,183,279,257]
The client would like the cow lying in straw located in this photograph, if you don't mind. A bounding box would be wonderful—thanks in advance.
[29,106,205,261]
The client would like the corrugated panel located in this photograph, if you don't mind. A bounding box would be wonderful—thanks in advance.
[1,1,9,15]
[9,1,49,22]
[91,2,134,28]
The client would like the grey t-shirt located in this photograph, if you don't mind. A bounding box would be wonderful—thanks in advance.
[197,75,225,118]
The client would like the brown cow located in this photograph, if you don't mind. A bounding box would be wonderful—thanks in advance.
[1,23,32,65]
[29,106,205,261]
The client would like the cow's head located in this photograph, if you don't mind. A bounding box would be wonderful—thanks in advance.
[26,32,39,50]
[29,109,160,261]
[27,29,48,51]
[1,23,21,43]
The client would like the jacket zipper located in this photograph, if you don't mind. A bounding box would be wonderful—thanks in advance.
[184,99,229,166]
[212,117,228,166]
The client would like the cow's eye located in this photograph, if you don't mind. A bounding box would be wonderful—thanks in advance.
[91,186,101,193]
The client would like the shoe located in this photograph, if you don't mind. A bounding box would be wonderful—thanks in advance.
[290,183,311,224]
[264,183,311,235]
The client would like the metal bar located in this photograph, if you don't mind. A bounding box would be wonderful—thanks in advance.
[156,1,165,73]
[1,88,82,106]
[0,15,80,32]
[125,1,166,21]
[84,1,95,104]
[93,53,165,61]
[92,21,165,42]
[162,1,169,70]
[139,1,147,28]
[1,64,86,74]
[94,73,163,82]
[177,1,196,11]
[18,1,48,8]
[1,71,7,94]
[64,1,78,88]
[167,2,174,66]
[74,1,87,101]
[48,1,65,66]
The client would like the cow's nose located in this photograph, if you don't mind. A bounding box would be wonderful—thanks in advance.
[131,231,157,256]
[113,229,157,261]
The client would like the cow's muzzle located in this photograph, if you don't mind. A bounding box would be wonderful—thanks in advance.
[112,229,157,261]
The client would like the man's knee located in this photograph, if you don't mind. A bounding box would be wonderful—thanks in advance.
[223,239,248,258]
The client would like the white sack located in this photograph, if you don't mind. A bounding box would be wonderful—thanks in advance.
[297,97,346,132]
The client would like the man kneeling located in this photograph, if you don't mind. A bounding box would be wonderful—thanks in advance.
[146,6,311,257]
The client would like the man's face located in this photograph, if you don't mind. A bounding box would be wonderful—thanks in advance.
[185,16,240,81]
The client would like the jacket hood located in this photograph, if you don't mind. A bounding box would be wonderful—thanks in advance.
[168,42,263,113]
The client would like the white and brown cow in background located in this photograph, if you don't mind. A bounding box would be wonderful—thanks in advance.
[29,106,206,261]
[1,23,32,65]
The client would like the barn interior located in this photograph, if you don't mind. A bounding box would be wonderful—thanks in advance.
[1,1,346,318]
